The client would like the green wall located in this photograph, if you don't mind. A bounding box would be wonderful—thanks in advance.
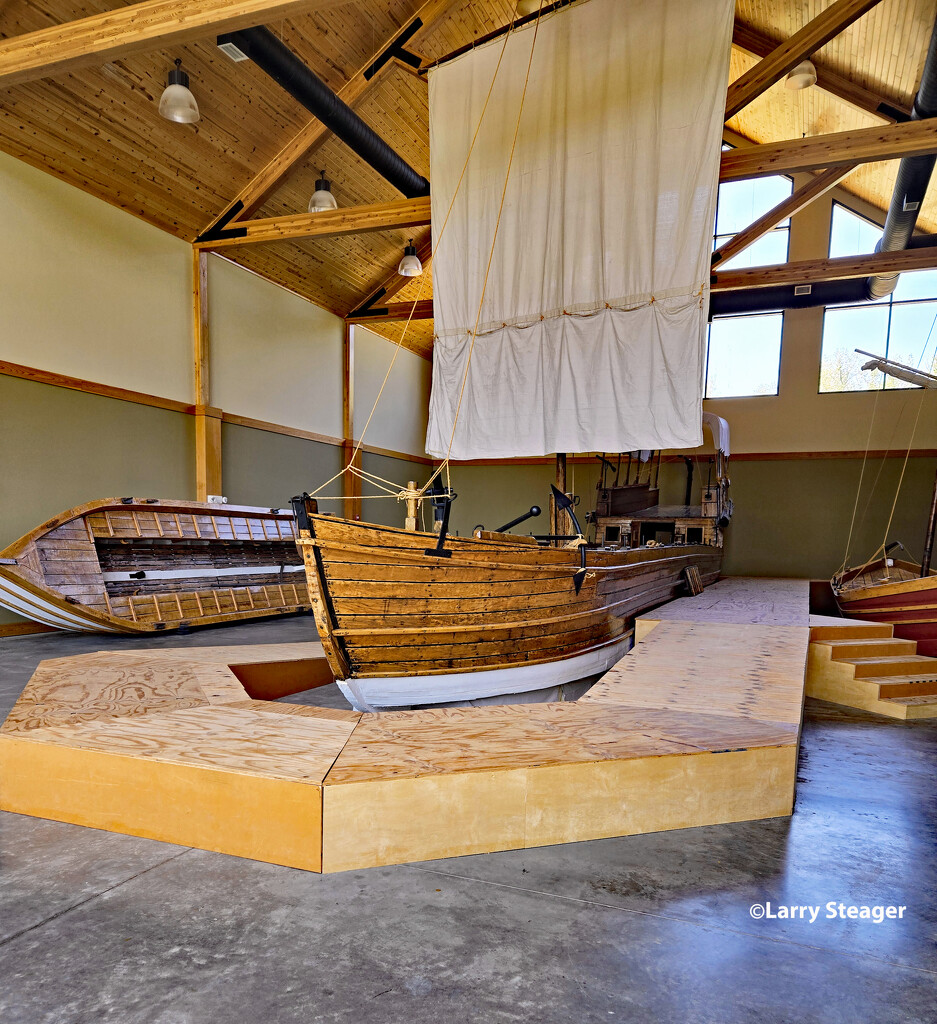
[444,454,937,580]
[220,422,344,511]
[0,375,194,625]
[360,452,436,529]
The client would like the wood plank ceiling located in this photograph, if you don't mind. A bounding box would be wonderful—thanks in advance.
[0,0,935,362]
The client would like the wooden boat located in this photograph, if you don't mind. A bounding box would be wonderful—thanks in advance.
[0,497,310,633]
[834,353,937,654]
[293,475,727,710]
[835,558,937,657]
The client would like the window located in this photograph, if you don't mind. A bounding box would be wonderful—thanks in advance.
[820,203,937,392]
[705,166,792,398]
[706,312,784,398]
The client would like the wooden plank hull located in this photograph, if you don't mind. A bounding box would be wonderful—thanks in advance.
[839,561,937,655]
[0,497,312,633]
[299,514,722,706]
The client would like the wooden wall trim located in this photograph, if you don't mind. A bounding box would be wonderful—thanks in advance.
[449,450,937,467]
[0,360,432,466]
[220,412,434,465]
[0,359,192,413]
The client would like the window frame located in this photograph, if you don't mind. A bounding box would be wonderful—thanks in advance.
[818,201,937,395]
[704,168,793,399]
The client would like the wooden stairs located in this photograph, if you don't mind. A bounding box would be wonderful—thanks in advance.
[807,622,937,719]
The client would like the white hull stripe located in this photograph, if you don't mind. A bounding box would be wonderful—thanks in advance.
[0,577,121,633]
[336,635,633,712]
[100,564,305,582]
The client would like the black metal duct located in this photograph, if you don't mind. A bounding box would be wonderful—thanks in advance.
[866,12,937,299]
[220,26,430,199]
[709,279,869,317]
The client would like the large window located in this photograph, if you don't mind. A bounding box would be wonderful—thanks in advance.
[705,170,792,398]
[819,203,937,392]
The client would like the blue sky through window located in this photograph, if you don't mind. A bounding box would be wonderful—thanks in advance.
[705,171,792,397]
[820,203,937,392]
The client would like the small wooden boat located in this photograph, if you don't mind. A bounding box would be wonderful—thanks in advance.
[0,498,310,633]
[834,353,937,653]
[835,558,937,657]
[293,481,726,711]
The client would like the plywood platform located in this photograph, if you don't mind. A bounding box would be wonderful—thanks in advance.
[0,599,810,872]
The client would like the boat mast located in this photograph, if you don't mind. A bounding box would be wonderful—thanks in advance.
[922,468,937,577]
[552,453,568,543]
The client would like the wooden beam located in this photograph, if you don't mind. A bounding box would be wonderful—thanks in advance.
[198,0,454,239]
[192,250,221,501]
[193,250,210,406]
[719,119,937,181]
[732,22,911,123]
[346,299,434,323]
[198,198,431,250]
[724,0,885,121]
[348,234,432,315]
[0,0,342,88]
[711,246,937,292]
[342,324,361,521]
[712,165,858,268]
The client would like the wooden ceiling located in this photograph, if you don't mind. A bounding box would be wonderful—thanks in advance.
[0,0,935,362]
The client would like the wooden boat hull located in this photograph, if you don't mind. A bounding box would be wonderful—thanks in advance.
[298,512,722,707]
[836,559,937,657]
[0,498,312,633]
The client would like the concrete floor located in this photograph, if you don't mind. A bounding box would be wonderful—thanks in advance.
[1,616,936,1023]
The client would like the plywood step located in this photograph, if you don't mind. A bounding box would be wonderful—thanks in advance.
[862,675,937,698]
[847,655,937,679]
[810,623,894,642]
[879,694,937,719]
[827,638,917,660]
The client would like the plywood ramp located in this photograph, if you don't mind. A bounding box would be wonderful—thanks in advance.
[1,609,809,872]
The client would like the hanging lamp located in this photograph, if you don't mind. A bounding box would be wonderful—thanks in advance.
[785,60,817,91]
[158,59,200,123]
[308,170,338,212]
[398,239,423,277]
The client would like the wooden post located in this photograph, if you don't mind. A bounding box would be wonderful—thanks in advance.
[192,249,222,501]
[552,453,567,543]
[342,324,361,521]
[405,481,419,532]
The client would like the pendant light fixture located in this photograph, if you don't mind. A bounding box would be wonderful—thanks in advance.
[308,170,338,212]
[397,239,423,277]
[516,0,542,15]
[784,59,817,91]
[158,59,200,123]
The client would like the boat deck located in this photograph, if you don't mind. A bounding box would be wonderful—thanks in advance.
[0,578,810,871]
[839,565,920,592]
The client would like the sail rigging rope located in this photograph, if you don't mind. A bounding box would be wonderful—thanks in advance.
[307,3,544,505]
[836,303,937,583]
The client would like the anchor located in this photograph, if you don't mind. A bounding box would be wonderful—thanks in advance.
[552,485,587,594]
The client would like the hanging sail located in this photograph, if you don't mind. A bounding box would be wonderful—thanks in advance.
[425,0,734,460]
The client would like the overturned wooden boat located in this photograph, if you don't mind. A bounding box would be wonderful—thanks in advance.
[0,498,310,633]
[293,487,726,710]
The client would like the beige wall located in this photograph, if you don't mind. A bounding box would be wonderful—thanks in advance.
[354,326,431,456]
[209,256,345,438]
[0,151,192,402]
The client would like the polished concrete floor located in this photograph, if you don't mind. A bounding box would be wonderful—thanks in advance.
[1,617,936,1024]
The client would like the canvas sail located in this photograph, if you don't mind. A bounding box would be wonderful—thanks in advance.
[425,0,735,460]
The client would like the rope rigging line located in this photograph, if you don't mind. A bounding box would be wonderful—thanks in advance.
[837,304,937,581]
[308,4,536,507]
